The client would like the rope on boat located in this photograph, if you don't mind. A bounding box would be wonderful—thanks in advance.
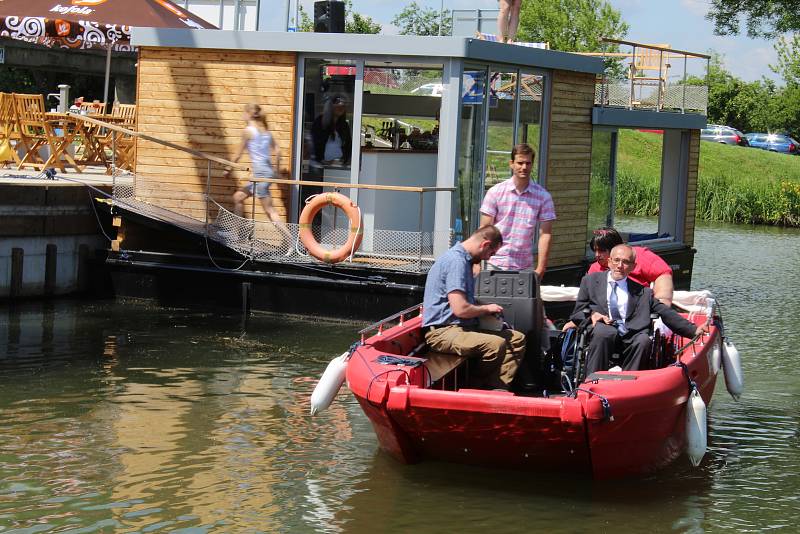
[674,361,700,394]
[355,340,433,403]
[573,388,614,422]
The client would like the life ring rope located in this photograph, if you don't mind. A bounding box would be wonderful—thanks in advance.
[298,192,363,263]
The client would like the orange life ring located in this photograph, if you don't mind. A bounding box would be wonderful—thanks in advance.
[299,192,363,263]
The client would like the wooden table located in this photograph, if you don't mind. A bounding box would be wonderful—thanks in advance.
[47,113,131,172]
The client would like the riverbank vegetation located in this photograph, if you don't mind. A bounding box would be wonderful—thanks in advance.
[617,130,800,226]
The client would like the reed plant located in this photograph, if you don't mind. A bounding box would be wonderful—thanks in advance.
[616,130,800,227]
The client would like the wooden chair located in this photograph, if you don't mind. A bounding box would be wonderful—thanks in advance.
[99,103,136,172]
[13,93,83,173]
[629,44,671,108]
[0,92,23,166]
[79,101,106,115]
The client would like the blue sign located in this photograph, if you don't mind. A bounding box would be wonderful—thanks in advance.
[462,72,484,104]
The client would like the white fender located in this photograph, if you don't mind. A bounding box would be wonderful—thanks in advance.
[721,339,744,401]
[310,352,349,415]
[685,388,708,467]
[710,338,721,375]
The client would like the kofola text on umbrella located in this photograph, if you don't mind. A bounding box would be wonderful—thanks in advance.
[49,5,96,17]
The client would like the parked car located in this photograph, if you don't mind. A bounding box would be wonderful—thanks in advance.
[410,83,443,97]
[700,124,749,146]
[744,133,800,155]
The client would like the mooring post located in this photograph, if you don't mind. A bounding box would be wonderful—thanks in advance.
[10,247,23,300]
[241,281,252,331]
[45,243,57,297]
[77,244,89,293]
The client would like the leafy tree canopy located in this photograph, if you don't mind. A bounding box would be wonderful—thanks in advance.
[516,0,628,52]
[706,0,800,37]
[391,1,452,36]
[772,34,800,85]
[298,0,381,34]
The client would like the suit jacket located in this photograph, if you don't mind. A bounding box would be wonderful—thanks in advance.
[570,272,698,339]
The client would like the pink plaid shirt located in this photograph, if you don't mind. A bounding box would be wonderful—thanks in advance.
[479,177,556,270]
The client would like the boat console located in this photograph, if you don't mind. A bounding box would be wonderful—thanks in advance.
[475,270,552,389]
[475,270,540,334]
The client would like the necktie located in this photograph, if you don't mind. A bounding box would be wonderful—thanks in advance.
[608,281,625,334]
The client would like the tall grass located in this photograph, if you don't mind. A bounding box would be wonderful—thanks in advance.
[617,130,800,226]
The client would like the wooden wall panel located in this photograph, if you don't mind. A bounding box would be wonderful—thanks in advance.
[683,129,700,246]
[544,70,595,268]
[134,47,296,222]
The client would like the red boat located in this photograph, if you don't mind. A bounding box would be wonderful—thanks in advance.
[343,292,724,479]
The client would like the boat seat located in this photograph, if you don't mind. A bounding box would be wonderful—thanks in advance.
[423,351,467,383]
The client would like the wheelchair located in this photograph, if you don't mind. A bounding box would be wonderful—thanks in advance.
[554,310,672,391]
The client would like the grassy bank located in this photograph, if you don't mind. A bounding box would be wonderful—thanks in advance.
[616,130,800,226]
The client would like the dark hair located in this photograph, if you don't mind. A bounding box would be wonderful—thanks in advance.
[473,225,503,248]
[511,143,535,160]
[589,227,624,252]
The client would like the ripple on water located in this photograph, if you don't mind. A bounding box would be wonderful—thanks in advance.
[2,223,800,532]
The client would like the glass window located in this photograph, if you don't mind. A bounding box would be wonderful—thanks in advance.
[298,58,356,217]
[358,64,443,250]
[614,129,663,238]
[455,65,488,240]
[361,66,442,153]
[516,72,544,182]
[485,69,517,188]
[587,129,617,250]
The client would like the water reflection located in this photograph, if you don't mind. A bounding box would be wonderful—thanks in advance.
[1,220,800,532]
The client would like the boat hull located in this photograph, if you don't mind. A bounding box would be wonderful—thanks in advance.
[345,315,719,479]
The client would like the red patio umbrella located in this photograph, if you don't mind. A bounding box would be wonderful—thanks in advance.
[0,0,217,106]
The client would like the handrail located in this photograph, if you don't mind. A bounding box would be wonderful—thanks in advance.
[66,111,250,171]
[601,38,711,59]
[66,112,456,194]
[358,303,423,341]
[249,176,455,194]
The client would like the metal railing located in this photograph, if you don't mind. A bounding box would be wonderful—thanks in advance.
[66,112,454,273]
[585,39,711,114]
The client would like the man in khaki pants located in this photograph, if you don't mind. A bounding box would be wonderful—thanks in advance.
[422,225,526,390]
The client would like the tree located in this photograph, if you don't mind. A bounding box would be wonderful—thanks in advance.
[297,1,381,34]
[516,0,628,53]
[772,34,800,85]
[706,0,800,37]
[391,2,452,36]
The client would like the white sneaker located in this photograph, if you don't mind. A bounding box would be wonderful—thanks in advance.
[608,365,622,372]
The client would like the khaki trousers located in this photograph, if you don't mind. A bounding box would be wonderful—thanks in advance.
[424,324,526,389]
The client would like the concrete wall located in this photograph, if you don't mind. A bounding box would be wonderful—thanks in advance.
[0,183,106,298]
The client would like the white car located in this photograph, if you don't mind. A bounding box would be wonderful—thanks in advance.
[411,83,443,97]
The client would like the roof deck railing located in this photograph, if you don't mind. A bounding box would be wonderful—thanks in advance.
[583,39,711,114]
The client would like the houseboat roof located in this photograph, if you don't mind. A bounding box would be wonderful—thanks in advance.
[130,28,605,75]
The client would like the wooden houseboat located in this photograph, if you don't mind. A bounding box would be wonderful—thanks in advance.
[101,29,709,320]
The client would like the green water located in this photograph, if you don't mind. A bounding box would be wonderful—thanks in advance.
[1,221,799,533]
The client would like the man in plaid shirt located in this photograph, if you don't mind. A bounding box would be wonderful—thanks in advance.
[479,143,556,279]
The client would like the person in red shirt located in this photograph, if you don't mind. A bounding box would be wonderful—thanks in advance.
[587,227,673,306]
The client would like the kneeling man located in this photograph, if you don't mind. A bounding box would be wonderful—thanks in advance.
[571,244,707,377]
[422,225,526,390]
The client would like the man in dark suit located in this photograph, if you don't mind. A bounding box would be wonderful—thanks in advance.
[570,244,708,377]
